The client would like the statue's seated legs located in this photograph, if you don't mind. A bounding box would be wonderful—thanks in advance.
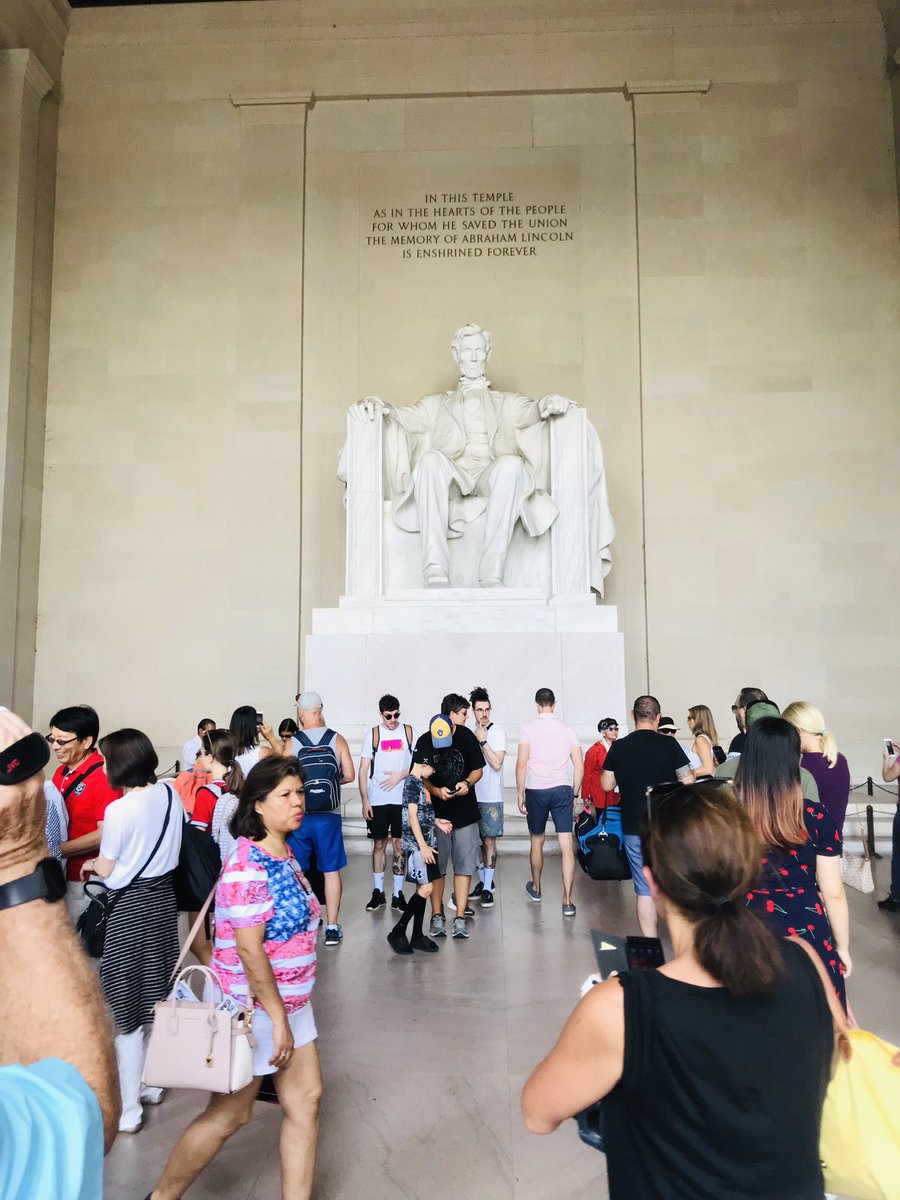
[412,449,454,586]
[412,449,529,588]
[474,454,529,586]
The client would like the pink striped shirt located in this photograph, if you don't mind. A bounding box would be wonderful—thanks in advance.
[212,838,320,1014]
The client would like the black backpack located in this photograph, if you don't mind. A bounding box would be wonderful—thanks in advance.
[576,808,630,882]
[173,787,222,911]
[293,729,342,814]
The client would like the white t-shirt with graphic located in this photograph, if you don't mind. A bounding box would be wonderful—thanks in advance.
[476,723,507,807]
[360,724,417,806]
[99,782,183,891]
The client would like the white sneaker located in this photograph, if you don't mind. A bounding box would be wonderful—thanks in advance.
[118,1115,143,1134]
[140,1086,165,1106]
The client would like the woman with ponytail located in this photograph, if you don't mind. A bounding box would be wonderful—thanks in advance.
[191,729,245,840]
[523,782,835,1199]
[782,701,851,835]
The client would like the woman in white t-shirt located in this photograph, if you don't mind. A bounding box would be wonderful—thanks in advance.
[230,705,281,776]
[79,729,183,1134]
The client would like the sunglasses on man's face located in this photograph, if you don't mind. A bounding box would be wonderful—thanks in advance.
[47,734,79,747]
[382,711,401,720]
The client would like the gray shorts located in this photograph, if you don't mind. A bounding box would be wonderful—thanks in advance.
[447,821,482,877]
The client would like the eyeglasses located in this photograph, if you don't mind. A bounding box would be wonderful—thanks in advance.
[731,705,740,713]
[382,711,401,720]
[46,734,79,747]
[605,724,619,730]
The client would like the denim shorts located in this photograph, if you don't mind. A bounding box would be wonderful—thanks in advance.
[478,801,504,839]
[623,833,651,897]
[525,786,574,835]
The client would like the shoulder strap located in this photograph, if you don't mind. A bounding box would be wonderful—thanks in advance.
[130,784,174,888]
[169,882,218,983]
[321,728,335,745]
[404,724,413,752]
[372,725,380,755]
[62,759,104,802]
[294,730,313,748]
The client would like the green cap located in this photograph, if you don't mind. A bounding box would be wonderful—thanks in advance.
[746,702,780,727]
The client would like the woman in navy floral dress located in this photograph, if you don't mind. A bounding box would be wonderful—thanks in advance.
[735,717,850,1011]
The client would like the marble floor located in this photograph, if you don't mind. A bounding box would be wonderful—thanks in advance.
[104,854,900,1200]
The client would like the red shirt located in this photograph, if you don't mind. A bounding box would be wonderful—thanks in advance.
[191,778,227,833]
[53,751,121,881]
[582,740,619,810]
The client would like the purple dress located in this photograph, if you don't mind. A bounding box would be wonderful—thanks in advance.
[745,797,846,1010]
[801,751,851,836]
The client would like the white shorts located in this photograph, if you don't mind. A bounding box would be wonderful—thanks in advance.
[251,1003,317,1077]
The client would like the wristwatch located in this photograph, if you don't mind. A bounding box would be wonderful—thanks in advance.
[0,858,67,910]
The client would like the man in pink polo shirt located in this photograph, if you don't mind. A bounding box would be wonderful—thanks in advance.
[516,687,584,917]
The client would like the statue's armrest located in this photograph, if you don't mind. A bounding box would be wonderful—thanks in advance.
[343,409,384,596]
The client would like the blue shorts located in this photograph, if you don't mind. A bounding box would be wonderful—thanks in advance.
[623,833,651,896]
[289,812,347,874]
[525,786,574,835]
[478,802,504,839]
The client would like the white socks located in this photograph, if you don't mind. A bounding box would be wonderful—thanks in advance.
[483,868,495,892]
[393,872,404,896]
[373,872,385,891]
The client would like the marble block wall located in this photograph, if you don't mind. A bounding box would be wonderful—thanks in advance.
[16,0,900,777]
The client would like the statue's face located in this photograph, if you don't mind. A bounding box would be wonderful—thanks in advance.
[454,332,489,380]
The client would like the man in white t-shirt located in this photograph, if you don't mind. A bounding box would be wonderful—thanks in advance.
[468,686,506,909]
[182,718,215,771]
[359,694,416,914]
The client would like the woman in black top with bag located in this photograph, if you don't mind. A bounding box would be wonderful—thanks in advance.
[522,782,835,1200]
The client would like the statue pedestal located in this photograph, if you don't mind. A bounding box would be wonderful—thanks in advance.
[304,592,626,777]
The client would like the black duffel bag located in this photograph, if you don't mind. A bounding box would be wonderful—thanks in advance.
[578,810,630,882]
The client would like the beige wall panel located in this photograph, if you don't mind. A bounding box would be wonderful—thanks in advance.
[635,81,900,777]
[303,94,644,696]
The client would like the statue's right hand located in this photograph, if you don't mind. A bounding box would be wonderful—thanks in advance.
[349,396,388,422]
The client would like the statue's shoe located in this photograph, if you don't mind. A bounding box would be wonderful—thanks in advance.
[424,570,450,587]
[479,577,502,587]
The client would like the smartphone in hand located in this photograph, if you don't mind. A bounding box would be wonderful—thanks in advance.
[885,739,895,756]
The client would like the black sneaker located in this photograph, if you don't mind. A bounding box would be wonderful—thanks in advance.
[480,889,494,908]
[387,927,413,955]
[411,935,440,953]
[391,891,407,911]
[365,889,386,912]
[470,881,484,898]
[446,896,475,917]
[877,894,900,912]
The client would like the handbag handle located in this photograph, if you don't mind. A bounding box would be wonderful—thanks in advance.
[169,963,224,1013]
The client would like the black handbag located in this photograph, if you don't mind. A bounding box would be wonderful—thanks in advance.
[174,790,222,912]
[76,785,173,958]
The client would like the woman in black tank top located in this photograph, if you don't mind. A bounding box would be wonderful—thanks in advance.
[522,782,835,1200]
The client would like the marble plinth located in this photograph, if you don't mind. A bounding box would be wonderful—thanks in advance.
[304,593,626,780]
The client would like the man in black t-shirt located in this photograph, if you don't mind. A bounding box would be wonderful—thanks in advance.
[601,695,694,937]
[413,695,484,939]
[727,686,770,756]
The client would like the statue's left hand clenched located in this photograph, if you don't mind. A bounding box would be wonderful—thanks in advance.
[538,394,576,418]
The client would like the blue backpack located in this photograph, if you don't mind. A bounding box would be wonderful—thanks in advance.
[293,729,341,814]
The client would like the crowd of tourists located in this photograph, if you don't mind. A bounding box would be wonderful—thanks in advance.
[1,681,898,1200]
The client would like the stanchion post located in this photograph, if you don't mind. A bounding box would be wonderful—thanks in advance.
[866,803,882,860]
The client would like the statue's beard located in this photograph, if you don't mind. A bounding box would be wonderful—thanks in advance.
[459,374,490,392]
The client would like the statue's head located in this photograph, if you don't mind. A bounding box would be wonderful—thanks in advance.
[451,323,492,380]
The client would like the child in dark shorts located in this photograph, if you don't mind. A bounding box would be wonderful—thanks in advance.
[387,763,451,955]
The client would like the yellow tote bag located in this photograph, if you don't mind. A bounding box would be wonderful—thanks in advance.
[820,1029,900,1200]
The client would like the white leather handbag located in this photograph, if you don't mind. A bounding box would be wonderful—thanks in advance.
[143,890,255,1094]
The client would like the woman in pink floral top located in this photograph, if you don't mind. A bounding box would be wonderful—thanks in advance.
[149,757,323,1200]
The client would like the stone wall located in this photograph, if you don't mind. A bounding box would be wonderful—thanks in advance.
[20,0,900,774]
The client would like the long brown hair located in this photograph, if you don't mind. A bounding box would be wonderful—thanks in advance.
[643,782,783,997]
[733,717,806,851]
[687,704,719,746]
[201,728,244,798]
